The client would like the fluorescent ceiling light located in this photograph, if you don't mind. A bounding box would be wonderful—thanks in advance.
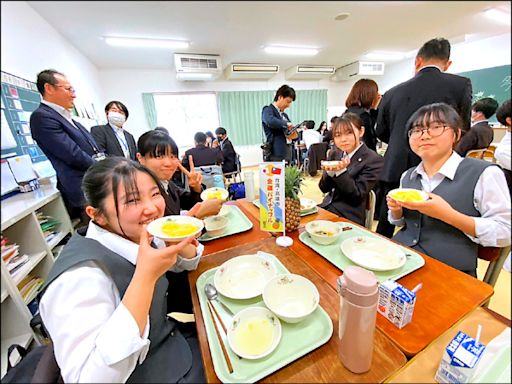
[484,8,511,24]
[363,51,406,61]
[104,37,189,49]
[264,46,319,56]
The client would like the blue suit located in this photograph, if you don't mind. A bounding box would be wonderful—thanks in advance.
[262,104,290,161]
[30,103,99,211]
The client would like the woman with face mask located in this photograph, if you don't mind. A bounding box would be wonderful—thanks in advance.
[91,101,138,160]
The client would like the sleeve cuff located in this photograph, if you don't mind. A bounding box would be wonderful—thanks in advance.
[388,210,405,226]
[171,243,203,272]
[95,303,150,365]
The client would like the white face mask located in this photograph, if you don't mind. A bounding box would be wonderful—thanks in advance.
[108,111,126,127]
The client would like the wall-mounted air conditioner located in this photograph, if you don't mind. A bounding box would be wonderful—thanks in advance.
[330,61,385,81]
[285,65,335,80]
[174,53,222,81]
[224,63,279,80]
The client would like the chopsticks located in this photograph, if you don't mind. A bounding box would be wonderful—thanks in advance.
[207,301,234,374]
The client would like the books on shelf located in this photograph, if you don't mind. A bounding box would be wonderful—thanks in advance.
[36,212,61,243]
[17,275,44,301]
[1,235,30,276]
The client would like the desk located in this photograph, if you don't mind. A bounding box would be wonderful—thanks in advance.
[386,307,510,383]
[189,238,407,383]
[287,220,494,357]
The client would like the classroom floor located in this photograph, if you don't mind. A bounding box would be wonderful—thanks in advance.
[240,165,511,319]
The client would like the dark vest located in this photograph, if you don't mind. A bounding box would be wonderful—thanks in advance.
[39,231,193,383]
[393,157,493,272]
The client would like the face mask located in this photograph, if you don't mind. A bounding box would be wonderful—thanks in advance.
[108,111,126,127]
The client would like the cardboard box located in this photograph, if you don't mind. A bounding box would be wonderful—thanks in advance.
[377,280,416,329]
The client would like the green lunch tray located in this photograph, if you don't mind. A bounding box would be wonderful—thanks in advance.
[299,223,425,283]
[196,251,333,383]
[198,205,253,241]
[252,199,319,216]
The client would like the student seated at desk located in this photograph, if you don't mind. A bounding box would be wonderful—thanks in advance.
[387,103,511,277]
[39,157,205,383]
[318,113,384,226]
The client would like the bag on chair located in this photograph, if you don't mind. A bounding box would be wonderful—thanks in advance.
[227,181,245,200]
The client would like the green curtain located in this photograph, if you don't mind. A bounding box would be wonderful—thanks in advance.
[218,89,327,146]
[141,93,157,130]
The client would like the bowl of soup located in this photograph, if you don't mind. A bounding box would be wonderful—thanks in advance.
[203,215,228,236]
[147,215,204,242]
[388,188,428,203]
[200,187,229,201]
[305,220,342,245]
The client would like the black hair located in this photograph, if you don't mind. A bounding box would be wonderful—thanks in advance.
[194,132,207,144]
[105,100,129,119]
[332,113,363,142]
[154,126,169,135]
[215,127,227,135]
[406,103,462,144]
[472,97,499,119]
[82,157,164,238]
[137,130,179,158]
[330,116,338,124]
[317,121,327,133]
[496,99,511,127]
[274,84,296,102]
[417,37,451,62]
[36,69,64,96]
[304,120,315,130]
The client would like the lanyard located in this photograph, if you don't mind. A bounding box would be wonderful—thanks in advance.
[112,127,129,156]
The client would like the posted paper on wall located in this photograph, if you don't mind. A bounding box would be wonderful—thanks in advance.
[259,162,285,232]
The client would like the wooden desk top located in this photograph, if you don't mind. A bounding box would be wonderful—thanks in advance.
[386,307,510,383]
[189,238,407,383]
[201,201,272,255]
[287,222,494,357]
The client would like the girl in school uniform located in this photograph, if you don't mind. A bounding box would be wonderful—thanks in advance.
[318,113,384,226]
[39,157,205,383]
[387,102,511,277]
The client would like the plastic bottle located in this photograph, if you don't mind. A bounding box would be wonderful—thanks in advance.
[336,266,379,373]
[243,171,255,201]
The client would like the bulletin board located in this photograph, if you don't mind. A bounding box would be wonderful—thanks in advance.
[1,71,47,163]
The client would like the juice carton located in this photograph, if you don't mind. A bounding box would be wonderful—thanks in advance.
[435,331,486,383]
[377,280,416,329]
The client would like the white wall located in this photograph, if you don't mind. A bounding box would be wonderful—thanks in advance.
[0,1,104,128]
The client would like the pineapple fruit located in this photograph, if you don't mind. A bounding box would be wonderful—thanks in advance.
[284,166,304,231]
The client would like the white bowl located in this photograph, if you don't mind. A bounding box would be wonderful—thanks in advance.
[263,274,320,323]
[305,220,342,245]
[201,187,229,201]
[300,197,317,213]
[146,215,204,242]
[320,160,343,171]
[388,188,428,203]
[227,306,282,360]
[203,215,228,236]
[216,204,232,219]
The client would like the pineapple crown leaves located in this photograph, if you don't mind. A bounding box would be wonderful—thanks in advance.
[284,166,304,199]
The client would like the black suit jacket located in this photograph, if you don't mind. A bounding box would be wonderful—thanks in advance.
[30,103,98,208]
[319,144,384,226]
[182,145,223,170]
[90,124,137,160]
[262,104,290,161]
[376,66,472,183]
[455,121,494,156]
[219,138,237,173]
[162,181,202,216]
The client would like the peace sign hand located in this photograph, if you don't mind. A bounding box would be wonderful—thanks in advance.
[177,155,203,192]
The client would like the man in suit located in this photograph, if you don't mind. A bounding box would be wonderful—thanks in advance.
[90,101,137,160]
[375,37,472,238]
[30,69,102,222]
[262,84,296,162]
[455,97,498,156]
[182,132,223,170]
[214,127,238,174]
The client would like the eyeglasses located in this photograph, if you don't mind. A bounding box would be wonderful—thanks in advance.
[408,123,449,139]
[53,85,76,94]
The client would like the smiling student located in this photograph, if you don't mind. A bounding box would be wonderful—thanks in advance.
[388,103,511,277]
[39,157,205,382]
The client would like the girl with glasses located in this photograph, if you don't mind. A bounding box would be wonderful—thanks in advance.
[387,103,510,277]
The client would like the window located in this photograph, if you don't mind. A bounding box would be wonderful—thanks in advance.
[153,92,219,153]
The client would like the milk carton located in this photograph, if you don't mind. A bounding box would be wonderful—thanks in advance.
[377,280,416,329]
[435,331,486,383]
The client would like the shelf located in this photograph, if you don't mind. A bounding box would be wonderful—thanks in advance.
[11,252,47,285]
[1,333,33,378]
[23,286,40,305]
[1,287,8,303]
[47,230,69,250]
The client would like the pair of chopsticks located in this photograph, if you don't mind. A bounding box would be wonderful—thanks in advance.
[207,301,234,374]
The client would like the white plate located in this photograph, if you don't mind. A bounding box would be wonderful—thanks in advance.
[201,187,229,201]
[340,236,407,271]
[214,254,277,299]
[300,197,317,213]
[388,188,428,203]
[146,215,204,242]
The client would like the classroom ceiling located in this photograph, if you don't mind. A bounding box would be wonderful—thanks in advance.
[27,1,511,72]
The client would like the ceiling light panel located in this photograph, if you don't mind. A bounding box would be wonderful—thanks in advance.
[483,8,511,25]
[264,46,319,56]
[104,37,189,49]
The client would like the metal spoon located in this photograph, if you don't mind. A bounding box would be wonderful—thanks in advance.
[205,283,234,315]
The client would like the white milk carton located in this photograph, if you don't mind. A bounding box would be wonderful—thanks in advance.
[435,331,486,383]
[377,280,416,329]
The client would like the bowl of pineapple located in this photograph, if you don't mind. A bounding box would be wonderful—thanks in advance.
[147,215,204,242]
[388,188,428,203]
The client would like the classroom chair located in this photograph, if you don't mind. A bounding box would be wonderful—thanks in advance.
[364,190,376,230]
[478,245,511,307]
[466,148,496,162]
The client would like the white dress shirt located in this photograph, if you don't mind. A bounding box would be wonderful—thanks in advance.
[302,129,322,150]
[109,122,130,158]
[494,131,511,171]
[39,221,203,383]
[388,151,511,247]
[41,100,78,128]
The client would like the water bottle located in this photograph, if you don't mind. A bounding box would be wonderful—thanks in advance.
[336,266,379,373]
[212,174,224,189]
[243,171,255,201]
